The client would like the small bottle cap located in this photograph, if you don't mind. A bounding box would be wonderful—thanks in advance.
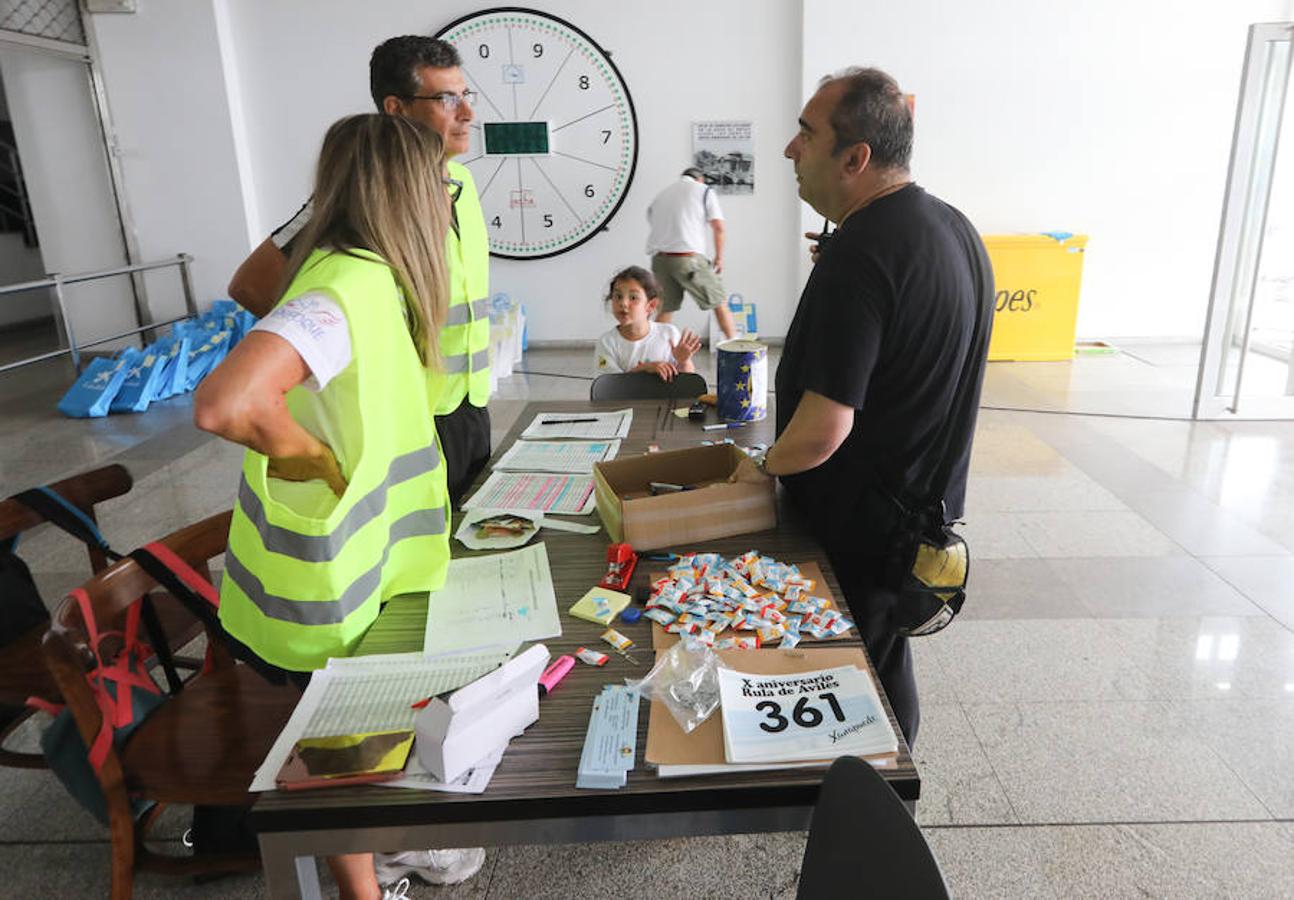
[619,607,642,624]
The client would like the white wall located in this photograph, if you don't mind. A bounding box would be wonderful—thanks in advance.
[79,0,1294,343]
[803,0,1294,341]
[0,45,135,343]
[76,0,811,341]
[85,0,256,320]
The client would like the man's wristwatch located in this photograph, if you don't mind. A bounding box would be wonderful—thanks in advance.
[751,449,771,476]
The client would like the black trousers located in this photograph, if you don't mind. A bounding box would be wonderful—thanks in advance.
[822,544,920,749]
[436,401,491,507]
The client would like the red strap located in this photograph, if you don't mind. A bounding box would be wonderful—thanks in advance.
[69,589,100,657]
[62,587,160,771]
[142,541,220,608]
[26,696,62,716]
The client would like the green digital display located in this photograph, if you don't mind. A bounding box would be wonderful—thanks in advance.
[484,121,550,155]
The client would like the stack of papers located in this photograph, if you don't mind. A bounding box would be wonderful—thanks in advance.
[494,439,621,474]
[576,685,640,790]
[461,471,598,515]
[423,544,562,656]
[250,649,513,794]
[717,664,897,763]
[520,409,633,441]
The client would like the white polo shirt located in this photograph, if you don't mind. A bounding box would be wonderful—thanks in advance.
[645,177,724,255]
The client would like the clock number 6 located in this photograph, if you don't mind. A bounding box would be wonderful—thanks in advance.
[583,184,595,198]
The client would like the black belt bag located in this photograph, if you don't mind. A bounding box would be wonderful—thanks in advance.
[877,255,988,637]
[883,498,969,637]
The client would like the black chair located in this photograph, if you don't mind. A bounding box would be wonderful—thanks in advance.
[796,756,949,899]
[589,371,708,401]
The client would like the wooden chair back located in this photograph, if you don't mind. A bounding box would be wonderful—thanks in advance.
[46,509,234,677]
[41,509,294,899]
[0,464,134,768]
[0,463,132,579]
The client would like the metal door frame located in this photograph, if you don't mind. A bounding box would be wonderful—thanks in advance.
[0,21,150,334]
[1194,22,1294,419]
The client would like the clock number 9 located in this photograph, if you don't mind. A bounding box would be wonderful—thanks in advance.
[478,44,490,59]
[578,75,590,90]
[583,184,595,198]
[532,43,543,58]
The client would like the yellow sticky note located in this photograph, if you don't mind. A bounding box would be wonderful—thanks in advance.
[569,587,631,626]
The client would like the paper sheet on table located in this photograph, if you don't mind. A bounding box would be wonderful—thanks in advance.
[461,471,598,515]
[519,408,632,441]
[382,747,503,793]
[494,438,621,473]
[423,543,562,656]
[250,650,510,792]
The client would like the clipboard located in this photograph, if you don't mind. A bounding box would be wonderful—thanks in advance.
[644,646,899,775]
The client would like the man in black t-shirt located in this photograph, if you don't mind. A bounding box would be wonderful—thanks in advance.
[736,68,993,746]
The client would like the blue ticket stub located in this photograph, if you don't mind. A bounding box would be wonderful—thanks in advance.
[575,685,640,790]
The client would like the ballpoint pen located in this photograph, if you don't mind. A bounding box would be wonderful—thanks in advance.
[702,422,746,431]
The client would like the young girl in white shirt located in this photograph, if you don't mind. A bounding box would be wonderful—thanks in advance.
[594,265,702,381]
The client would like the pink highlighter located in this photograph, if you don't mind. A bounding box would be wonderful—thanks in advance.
[538,655,576,697]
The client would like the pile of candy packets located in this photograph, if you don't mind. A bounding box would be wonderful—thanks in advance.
[644,551,855,650]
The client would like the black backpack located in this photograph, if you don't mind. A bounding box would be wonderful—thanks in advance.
[2,486,122,649]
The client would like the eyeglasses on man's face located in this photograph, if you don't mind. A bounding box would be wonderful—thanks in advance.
[406,89,476,112]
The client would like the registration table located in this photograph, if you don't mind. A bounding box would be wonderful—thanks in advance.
[253,400,920,898]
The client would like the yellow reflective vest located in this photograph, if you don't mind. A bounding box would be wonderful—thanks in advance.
[437,160,491,413]
[219,249,451,671]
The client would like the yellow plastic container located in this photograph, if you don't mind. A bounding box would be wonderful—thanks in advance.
[982,234,1087,361]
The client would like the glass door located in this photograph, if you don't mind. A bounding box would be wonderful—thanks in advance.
[1195,23,1294,419]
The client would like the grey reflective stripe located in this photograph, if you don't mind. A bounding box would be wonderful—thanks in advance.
[238,446,443,562]
[224,508,447,625]
[445,297,490,327]
[443,347,492,374]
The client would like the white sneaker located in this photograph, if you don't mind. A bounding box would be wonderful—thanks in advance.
[375,848,486,886]
[382,877,411,900]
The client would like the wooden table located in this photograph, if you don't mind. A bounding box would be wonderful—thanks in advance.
[253,400,919,899]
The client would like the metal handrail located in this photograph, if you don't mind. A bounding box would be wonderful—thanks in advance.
[0,253,197,375]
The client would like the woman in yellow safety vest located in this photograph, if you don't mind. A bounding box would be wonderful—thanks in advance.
[194,113,453,900]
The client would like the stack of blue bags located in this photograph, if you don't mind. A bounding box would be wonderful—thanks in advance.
[58,300,256,418]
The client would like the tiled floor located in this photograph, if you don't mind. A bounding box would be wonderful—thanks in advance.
[2,345,1294,898]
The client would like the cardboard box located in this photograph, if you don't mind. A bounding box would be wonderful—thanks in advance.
[593,444,776,551]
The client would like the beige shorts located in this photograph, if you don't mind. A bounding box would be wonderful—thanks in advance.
[651,253,726,313]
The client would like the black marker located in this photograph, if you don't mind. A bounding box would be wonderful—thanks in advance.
[541,417,598,425]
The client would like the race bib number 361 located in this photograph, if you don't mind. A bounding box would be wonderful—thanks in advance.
[717,664,898,763]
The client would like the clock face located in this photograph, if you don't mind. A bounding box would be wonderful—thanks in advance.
[436,8,639,259]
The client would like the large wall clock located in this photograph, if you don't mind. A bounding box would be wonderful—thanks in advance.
[435,8,639,259]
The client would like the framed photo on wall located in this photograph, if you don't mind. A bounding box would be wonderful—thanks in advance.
[692,121,753,195]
